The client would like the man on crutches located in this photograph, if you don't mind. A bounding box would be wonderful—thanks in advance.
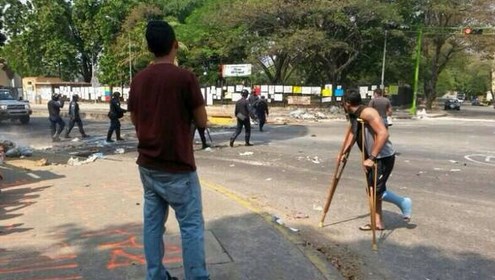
[338,89,412,233]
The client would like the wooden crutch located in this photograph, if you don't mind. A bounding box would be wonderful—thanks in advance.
[319,125,352,227]
[360,118,378,251]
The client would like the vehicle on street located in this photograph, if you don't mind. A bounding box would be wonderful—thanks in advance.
[457,93,465,103]
[0,87,32,124]
[444,98,461,110]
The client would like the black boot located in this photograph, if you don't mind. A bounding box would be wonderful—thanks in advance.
[245,135,252,146]
[116,129,124,141]
[106,130,114,143]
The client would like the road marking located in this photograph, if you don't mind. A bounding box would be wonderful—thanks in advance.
[464,154,495,166]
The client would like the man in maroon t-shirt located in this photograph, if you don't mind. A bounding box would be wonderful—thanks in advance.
[127,20,209,280]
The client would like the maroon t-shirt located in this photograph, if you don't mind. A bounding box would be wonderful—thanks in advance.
[128,63,205,172]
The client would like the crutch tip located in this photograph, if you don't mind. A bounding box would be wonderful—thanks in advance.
[318,222,324,228]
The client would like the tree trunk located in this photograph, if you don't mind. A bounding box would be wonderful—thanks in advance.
[80,54,92,83]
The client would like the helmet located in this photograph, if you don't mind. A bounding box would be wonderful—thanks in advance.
[51,93,61,101]
[72,94,79,101]
[241,89,249,97]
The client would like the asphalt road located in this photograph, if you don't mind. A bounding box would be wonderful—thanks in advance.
[1,104,494,280]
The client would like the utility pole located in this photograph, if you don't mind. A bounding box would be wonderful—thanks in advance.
[380,30,388,89]
[410,27,423,116]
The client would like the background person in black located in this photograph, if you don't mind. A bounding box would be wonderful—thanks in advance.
[64,94,88,138]
[247,90,259,124]
[47,93,65,142]
[191,124,210,150]
[230,89,253,147]
[106,91,126,143]
[254,95,269,131]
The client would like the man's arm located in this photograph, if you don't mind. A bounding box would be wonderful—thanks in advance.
[193,105,208,129]
[338,125,355,162]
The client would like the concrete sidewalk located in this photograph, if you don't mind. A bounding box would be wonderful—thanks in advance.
[0,154,339,279]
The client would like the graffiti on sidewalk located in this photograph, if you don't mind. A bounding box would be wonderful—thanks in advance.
[0,242,82,280]
[0,224,183,279]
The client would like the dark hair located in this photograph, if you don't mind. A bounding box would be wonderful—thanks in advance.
[112,91,121,98]
[374,88,383,96]
[344,89,362,106]
[241,89,249,97]
[146,20,176,57]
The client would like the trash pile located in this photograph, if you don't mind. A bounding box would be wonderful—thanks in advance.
[289,109,330,120]
[67,153,104,166]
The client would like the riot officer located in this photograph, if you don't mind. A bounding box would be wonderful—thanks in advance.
[106,91,126,142]
[229,89,253,147]
[47,93,65,142]
[65,94,88,138]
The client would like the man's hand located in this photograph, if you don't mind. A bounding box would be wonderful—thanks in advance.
[336,152,348,164]
[362,158,375,173]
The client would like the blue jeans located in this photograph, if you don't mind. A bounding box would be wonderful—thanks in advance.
[139,167,209,280]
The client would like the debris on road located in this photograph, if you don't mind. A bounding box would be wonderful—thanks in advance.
[293,212,309,219]
[67,153,104,166]
[36,158,49,166]
[239,151,254,156]
[114,148,125,154]
[313,204,323,211]
[310,156,321,164]
[272,215,301,233]
[273,215,284,225]
[1,140,33,158]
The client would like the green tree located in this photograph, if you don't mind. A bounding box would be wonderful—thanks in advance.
[413,0,495,109]
[180,0,405,86]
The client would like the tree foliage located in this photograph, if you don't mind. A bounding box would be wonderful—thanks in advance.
[0,0,493,101]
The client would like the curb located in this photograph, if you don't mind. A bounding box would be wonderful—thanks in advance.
[202,180,343,280]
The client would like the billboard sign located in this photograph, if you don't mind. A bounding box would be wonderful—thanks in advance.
[222,64,252,77]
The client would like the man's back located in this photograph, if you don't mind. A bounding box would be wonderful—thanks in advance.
[47,100,61,119]
[369,96,390,118]
[128,63,204,172]
[235,97,250,118]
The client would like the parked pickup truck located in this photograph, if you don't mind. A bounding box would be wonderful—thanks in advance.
[0,87,32,124]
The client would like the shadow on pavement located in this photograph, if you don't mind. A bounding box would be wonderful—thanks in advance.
[0,163,64,235]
